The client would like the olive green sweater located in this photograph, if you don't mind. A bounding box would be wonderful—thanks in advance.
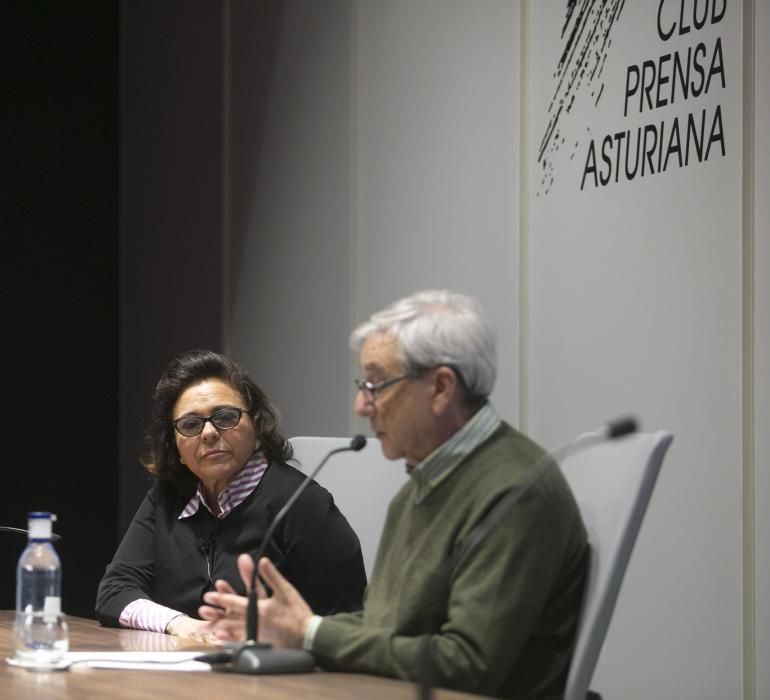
[311,422,588,699]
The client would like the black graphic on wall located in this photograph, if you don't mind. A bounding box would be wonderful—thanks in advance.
[536,0,626,196]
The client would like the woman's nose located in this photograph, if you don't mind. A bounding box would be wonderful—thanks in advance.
[200,419,220,439]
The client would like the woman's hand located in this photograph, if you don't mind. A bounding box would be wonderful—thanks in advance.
[164,614,220,644]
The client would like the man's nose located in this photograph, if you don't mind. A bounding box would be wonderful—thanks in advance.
[354,390,373,417]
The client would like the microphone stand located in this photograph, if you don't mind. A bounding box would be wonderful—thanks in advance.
[210,434,367,675]
[416,416,638,699]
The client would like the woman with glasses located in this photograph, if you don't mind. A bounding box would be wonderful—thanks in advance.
[95,349,367,641]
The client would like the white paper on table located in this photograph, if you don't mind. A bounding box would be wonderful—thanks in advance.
[7,651,211,672]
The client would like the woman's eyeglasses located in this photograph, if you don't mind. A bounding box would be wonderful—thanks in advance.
[172,407,247,437]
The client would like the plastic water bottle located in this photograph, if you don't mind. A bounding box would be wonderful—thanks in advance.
[12,512,69,667]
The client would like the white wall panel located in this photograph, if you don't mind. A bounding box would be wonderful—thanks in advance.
[526,2,743,698]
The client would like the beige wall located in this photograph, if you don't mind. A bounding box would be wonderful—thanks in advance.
[219,2,768,697]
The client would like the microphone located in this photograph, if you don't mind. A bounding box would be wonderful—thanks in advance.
[603,416,637,439]
[0,526,62,542]
[206,434,368,675]
[417,416,638,698]
[198,525,221,589]
[197,524,220,557]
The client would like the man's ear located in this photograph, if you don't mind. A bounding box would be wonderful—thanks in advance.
[431,365,459,414]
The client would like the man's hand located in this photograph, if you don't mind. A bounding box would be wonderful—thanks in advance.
[254,556,314,648]
[198,553,252,642]
[199,553,314,648]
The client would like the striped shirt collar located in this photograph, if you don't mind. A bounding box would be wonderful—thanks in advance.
[178,455,268,520]
[409,402,501,504]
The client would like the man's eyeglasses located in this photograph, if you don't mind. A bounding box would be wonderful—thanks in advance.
[172,407,248,437]
[354,373,412,403]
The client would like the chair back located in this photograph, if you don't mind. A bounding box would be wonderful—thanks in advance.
[561,430,673,700]
[288,436,406,578]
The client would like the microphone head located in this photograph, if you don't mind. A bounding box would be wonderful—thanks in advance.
[350,434,367,451]
[607,416,638,438]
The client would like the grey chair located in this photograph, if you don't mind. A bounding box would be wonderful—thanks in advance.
[288,435,405,578]
[560,430,673,700]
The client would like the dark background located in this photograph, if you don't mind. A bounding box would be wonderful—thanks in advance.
[1,2,119,618]
[1,0,245,618]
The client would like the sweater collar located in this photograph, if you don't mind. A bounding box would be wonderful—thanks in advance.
[178,455,268,520]
[409,402,501,503]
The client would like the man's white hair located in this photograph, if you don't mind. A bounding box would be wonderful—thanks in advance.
[350,289,497,403]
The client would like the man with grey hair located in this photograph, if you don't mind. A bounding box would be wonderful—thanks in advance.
[200,290,588,699]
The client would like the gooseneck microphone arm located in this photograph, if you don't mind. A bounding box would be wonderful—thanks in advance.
[245,434,368,644]
[0,526,62,542]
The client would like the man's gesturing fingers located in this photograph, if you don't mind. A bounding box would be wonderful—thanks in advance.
[258,557,297,600]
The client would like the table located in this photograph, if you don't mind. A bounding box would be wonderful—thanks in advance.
[0,612,489,699]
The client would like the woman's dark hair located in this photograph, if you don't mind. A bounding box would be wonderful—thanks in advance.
[141,349,293,493]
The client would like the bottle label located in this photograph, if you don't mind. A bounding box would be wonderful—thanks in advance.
[43,596,61,623]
